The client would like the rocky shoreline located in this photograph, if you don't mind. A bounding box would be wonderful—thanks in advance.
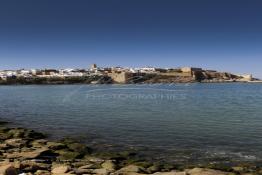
[0,122,262,175]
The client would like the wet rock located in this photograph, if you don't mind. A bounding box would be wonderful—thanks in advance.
[78,163,101,169]
[83,156,104,163]
[160,164,177,172]
[55,150,82,161]
[152,172,186,175]
[0,124,257,175]
[47,141,67,150]
[67,170,78,175]
[0,163,17,175]
[70,161,92,168]
[34,170,51,175]
[95,151,127,162]
[19,161,51,172]
[24,130,46,140]
[0,126,10,130]
[3,152,19,160]
[92,168,111,175]
[232,166,244,172]
[24,148,56,159]
[67,142,91,156]
[147,165,161,173]
[7,128,26,138]
[4,147,56,160]
[12,161,21,170]
[186,168,230,175]
[134,161,153,169]
[30,139,48,148]
[67,142,83,151]
[5,139,28,148]
[0,132,12,140]
[0,143,10,150]
[119,151,137,157]
[101,160,117,171]
[74,168,93,174]
[118,165,146,173]
[3,128,45,140]
[51,165,71,174]
[118,173,148,175]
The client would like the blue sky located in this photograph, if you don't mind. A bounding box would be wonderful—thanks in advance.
[0,0,262,77]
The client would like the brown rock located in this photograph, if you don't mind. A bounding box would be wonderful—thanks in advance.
[20,161,51,172]
[4,147,56,159]
[23,130,46,139]
[0,143,10,150]
[232,166,244,172]
[118,165,146,173]
[55,150,81,161]
[153,172,186,175]
[74,168,93,174]
[92,168,111,175]
[0,132,12,140]
[35,170,51,175]
[117,173,148,175]
[84,156,104,163]
[5,138,27,148]
[51,165,71,174]
[147,165,161,173]
[0,164,17,175]
[101,160,116,171]
[30,139,48,148]
[187,168,229,175]
[47,142,67,150]
[78,163,100,169]
[7,128,26,138]
[52,174,75,175]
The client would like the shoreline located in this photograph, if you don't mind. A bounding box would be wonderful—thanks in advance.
[0,121,261,175]
[0,73,261,85]
[0,81,262,86]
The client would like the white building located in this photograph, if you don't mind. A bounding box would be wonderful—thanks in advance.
[139,67,156,73]
[58,69,85,77]
[19,70,31,76]
[6,71,17,77]
[30,69,41,75]
[129,68,138,73]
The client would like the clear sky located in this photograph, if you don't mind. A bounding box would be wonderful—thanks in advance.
[0,0,261,77]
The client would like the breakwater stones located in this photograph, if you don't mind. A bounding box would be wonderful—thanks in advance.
[0,124,261,175]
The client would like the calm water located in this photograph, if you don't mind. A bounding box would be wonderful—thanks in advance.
[1,83,262,165]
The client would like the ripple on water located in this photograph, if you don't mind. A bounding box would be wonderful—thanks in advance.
[0,83,262,165]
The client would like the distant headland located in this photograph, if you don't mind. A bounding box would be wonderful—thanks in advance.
[0,64,261,85]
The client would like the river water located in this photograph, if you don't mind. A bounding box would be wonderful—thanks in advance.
[0,83,262,165]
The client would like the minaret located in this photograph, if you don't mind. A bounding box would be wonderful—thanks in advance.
[90,64,97,70]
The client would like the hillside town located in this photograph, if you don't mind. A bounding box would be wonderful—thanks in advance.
[0,64,258,85]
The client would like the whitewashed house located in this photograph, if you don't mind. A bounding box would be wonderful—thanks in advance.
[139,67,156,73]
